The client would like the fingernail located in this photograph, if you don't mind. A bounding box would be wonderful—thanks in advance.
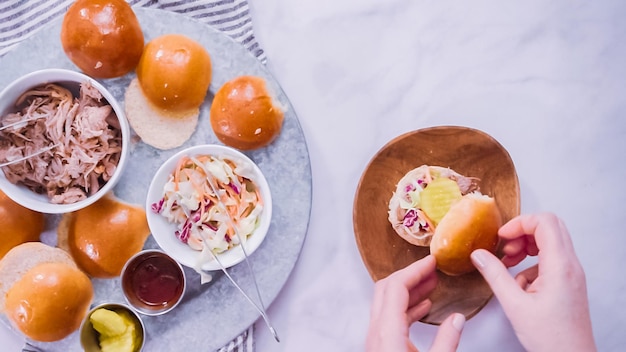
[471,250,486,269]
[452,313,466,332]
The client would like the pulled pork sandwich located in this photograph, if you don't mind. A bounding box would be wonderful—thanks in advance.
[388,165,502,276]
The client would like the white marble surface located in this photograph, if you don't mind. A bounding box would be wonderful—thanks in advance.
[2,0,626,351]
[248,0,626,351]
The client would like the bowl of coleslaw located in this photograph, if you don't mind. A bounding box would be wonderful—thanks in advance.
[146,144,272,271]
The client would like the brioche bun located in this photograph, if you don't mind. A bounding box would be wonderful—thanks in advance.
[5,263,93,342]
[210,75,285,150]
[124,78,199,149]
[430,194,503,276]
[0,242,93,342]
[0,242,76,311]
[0,191,45,259]
[61,0,144,78]
[58,193,150,278]
[136,34,212,112]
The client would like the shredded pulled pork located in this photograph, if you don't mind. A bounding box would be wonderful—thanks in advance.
[0,82,122,204]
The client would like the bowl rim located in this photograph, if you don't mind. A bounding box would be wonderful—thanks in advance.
[79,302,146,352]
[146,144,273,271]
[0,68,130,214]
[120,249,187,316]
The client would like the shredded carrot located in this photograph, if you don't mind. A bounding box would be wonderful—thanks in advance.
[163,154,263,252]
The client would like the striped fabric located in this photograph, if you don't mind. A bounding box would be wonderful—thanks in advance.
[1,1,262,351]
[217,325,255,352]
[0,0,266,63]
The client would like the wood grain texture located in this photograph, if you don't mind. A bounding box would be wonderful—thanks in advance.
[353,126,520,325]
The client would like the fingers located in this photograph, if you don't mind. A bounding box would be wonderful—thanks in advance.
[500,236,538,267]
[429,313,465,352]
[498,213,573,270]
[393,255,437,288]
[471,249,524,309]
[372,255,438,317]
[406,298,432,324]
[407,269,437,307]
[515,265,539,291]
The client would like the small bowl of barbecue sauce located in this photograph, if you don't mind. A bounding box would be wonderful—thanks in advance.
[121,249,186,316]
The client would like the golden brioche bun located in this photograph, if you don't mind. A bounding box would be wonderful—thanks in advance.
[430,194,503,276]
[58,193,150,278]
[124,78,199,149]
[0,191,45,259]
[0,242,76,311]
[0,242,93,342]
[60,0,144,78]
[136,34,212,112]
[210,75,285,150]
[5,262,93,342]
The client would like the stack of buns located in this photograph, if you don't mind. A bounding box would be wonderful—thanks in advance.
[0,192,150,342]
[125,34,212,150]
[0,242,93,342]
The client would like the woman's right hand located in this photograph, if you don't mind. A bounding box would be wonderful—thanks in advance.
[471,213,597,352]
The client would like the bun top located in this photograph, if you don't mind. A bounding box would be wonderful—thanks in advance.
[4,262,93,342]
[0,242,93,342]
[210,75,285,150]
[58,193,150,278]
[430,194,502,276]
[136,34,212,112]
[0,191,45,259]
[0,242,76,311]
[60,0,144,78]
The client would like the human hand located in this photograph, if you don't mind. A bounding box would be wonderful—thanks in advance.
[366,255,465,352]
[471,213,597,352]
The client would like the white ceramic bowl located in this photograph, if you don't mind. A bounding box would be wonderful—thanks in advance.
[0,68,129,214]
[146,144,272,271]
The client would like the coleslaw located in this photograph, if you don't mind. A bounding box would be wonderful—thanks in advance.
[151,154,263,254]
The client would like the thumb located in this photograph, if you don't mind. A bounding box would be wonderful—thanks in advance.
[471,249,524,308]
[429,313,465,352]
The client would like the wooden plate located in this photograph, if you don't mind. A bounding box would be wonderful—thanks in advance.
[353,126,520,325]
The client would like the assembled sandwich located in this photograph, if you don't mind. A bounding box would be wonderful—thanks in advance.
[388,165,502,275]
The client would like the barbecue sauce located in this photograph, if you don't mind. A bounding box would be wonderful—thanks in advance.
[122,252,184,311]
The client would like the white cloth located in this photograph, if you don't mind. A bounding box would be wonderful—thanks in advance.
[0,1,263,351]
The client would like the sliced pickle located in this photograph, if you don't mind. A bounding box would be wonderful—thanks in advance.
[90,308,127,337]
[91,308,139,352]
[420,177,462,225]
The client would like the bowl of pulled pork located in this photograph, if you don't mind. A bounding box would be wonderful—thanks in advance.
[0,68,129,213]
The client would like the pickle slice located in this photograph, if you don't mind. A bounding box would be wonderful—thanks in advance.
[420,177,462,225]
[90,308,127,337]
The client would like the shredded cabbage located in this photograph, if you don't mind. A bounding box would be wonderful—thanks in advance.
[152,154,263,254]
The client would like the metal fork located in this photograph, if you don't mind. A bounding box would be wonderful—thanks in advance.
[0,143,60,168]
[180,200,279,342]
